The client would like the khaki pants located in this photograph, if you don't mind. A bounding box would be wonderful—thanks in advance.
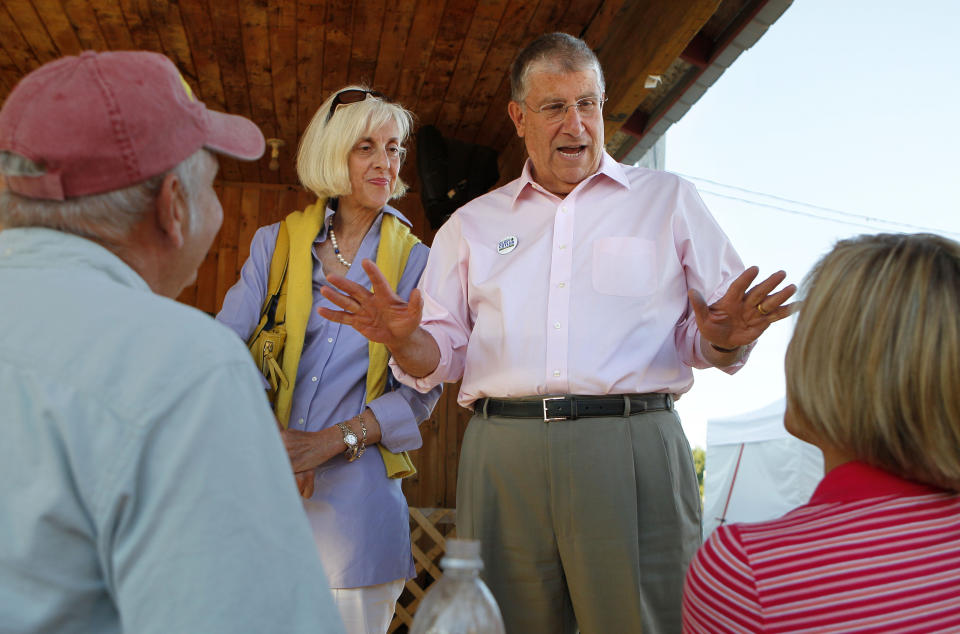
[456,405,701,634]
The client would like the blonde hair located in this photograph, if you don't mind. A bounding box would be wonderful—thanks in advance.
[297,86,413,200]
[786,233,960,490]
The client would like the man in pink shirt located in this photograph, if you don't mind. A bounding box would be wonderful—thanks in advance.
[321,33,795,634]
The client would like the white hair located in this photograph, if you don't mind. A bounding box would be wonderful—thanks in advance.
[0,149,208,241]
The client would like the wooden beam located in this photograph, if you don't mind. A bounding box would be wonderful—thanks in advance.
[237,187,262,269]
[593,0,719,142]
[372,0,416,97]
[392,0,445,108]
[89,0,136,50]
[147,0,197,82]
[177,0,240,182]
[295,0,327,137]
[59,0,109,50]
[268,0,299,184]
[413,0,478,127]
[6,1,61,65]
[581,0,630,50]
[321,0,352,97]
[117,0,163,51]
[239,0,278,184]
[0,5,41,75]
[215,184,241,311]
[0,44,22,100]
[680,31,714,69]
[348,0,384,86]
[619,108,649,140]
[29,0,82,54]
[434,0,508,136]
[472,69,512,148]
[556,0,604,38]
[209,0,259,183]
[476,0,573,160]
[455,0,540,143]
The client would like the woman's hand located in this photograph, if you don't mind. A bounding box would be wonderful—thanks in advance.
[295,470,315,498]
[280,410,383,497]
[280,428,336,473]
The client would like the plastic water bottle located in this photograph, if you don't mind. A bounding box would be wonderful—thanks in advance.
[409,538,506,634]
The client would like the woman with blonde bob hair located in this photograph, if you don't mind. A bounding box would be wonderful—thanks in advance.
[217,87,441,633]
[683,233,960,632]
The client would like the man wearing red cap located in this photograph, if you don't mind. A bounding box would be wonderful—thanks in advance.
[0,51,343,632]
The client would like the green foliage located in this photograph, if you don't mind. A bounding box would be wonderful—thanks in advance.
[692,446,706,500]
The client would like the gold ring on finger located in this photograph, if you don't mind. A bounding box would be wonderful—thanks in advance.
[756,303,769,316]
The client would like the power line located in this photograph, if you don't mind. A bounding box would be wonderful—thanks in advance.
[697,189,902,233]
[676,172,960,238]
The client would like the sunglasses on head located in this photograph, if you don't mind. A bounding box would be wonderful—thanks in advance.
[325,89,389,124]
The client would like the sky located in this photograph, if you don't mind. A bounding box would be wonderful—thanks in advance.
[662,0,960,449]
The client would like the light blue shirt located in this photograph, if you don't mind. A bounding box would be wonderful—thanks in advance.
[217,205,442,588]
[0,228,343,634]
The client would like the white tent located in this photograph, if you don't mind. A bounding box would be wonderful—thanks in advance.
[702,398,824,540]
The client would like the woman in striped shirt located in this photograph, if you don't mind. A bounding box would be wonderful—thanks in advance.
[682,233,960,633]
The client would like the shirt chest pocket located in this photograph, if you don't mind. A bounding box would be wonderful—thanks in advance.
[592,237,658,298]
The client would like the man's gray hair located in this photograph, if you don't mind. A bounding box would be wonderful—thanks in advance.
[0,149,207,241]
[510,32,606,103]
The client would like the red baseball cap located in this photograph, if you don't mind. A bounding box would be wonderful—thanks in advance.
[0,50,264,200]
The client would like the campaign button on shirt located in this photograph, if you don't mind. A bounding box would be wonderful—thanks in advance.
[497,236,517,254]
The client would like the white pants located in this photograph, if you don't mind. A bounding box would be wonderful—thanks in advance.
[331,578,405,634]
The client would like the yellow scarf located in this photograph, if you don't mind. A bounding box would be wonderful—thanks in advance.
[277,202,419,479]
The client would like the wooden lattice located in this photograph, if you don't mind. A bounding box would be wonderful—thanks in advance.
[388,507,457,633]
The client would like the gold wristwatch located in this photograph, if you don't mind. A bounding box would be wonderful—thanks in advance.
[337,417,367,462]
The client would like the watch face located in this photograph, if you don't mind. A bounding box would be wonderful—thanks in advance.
[345,433,358,446]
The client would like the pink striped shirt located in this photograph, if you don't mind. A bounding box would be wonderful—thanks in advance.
[682,461,960,633]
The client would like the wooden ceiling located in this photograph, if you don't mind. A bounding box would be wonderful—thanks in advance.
[0,0,770,189]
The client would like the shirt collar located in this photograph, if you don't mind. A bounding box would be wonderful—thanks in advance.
[510,150,631,207]
[0,227,150,292]
[809,460,947,505]
[316,201,412,244]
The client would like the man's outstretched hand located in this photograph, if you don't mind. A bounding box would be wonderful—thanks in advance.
[318,259,423,348]
[688,266,797,352]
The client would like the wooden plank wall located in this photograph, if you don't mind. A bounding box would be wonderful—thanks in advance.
[180,180,468,508]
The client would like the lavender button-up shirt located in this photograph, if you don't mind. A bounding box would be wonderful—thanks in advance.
[217,204,441,589]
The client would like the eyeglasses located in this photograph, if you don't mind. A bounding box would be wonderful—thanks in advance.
[325,89,388,124]
[523,96,606,122]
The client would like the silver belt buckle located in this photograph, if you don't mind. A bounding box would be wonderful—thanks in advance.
[543,396,567,422]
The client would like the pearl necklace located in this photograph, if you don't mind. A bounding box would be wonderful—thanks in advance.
[328,218,351,269]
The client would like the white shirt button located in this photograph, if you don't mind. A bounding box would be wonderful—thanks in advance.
[327,337,334,343]
[553,321,561,329]
[311,376,318,382]
[560,205,567,213]
[558,282,566,288]
[553,370,561,377]
[559,244,567,250]
[298,418,305,425]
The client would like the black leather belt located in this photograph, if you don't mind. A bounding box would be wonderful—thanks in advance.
[475,393,673,422]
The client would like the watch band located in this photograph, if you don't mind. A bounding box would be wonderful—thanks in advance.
[354,415,367,460]
[336,422,360,461]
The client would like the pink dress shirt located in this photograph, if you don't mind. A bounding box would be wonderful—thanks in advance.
[392,152,749,407]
